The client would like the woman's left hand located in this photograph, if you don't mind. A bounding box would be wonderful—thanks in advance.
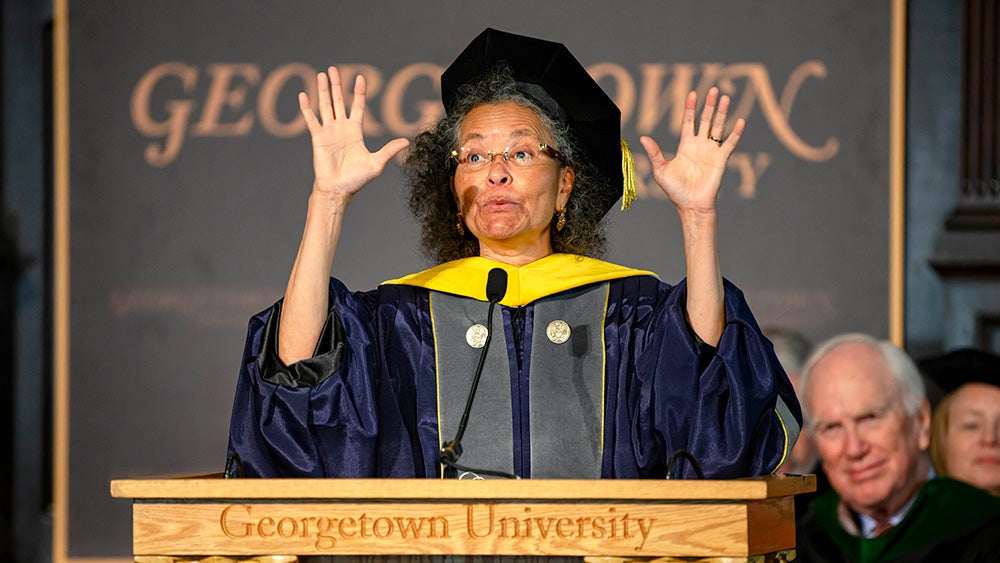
[639,87,744,215]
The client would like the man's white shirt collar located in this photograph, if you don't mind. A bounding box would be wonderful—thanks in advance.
[858,467,936,539]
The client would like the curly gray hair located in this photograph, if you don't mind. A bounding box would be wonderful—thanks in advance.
[403,63,610,264]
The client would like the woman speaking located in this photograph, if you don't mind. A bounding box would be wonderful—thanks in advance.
[226,28,800,480]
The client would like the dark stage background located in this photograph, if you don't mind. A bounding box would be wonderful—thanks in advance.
[62,1,894,558]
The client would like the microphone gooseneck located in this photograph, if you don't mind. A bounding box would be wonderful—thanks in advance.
[440,268,516,479]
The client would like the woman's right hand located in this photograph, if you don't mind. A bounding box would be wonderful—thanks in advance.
[299,66,410,206]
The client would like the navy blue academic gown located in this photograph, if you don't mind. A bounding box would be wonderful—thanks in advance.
[226,254,800,479]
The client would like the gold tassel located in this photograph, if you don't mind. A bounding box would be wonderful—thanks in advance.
[620,138,636,210]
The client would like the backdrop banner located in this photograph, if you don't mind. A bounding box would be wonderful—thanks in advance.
[65,1,891,558]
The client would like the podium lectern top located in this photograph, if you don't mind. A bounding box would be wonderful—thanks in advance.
[111,474,815,500]
[111,474,816,559]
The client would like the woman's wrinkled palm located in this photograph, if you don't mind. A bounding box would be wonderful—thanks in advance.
[300,67,409,202]
[640,87,744,214]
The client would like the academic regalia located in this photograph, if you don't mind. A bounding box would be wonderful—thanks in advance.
[226,254,801,480]
[795,477,1000,563]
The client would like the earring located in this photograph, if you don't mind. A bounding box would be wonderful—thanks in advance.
[456,213,466,236]
[555,208,566,232]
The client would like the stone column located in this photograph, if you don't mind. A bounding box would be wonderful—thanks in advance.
[930,0,1000,351]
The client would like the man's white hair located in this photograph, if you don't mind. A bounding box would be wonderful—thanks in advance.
[798,333,926,430]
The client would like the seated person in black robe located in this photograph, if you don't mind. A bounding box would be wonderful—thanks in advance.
[921,347,1000,497]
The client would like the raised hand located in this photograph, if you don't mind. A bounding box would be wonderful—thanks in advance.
[299,66,410,206]
[279,68,409,365]
[638,87,744,215]
[638,87,742,347]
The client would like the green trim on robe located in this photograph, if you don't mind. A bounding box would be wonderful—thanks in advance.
[809,476,1000,562]
[382,253,656,307]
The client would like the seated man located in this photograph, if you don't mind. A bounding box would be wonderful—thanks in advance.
[794,333,1000,562]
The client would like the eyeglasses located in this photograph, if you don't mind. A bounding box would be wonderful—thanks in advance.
[450,143,568,172]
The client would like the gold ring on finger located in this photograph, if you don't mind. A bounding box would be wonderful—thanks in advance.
[709,135,723,145]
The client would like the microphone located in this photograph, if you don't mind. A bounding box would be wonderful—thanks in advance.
[485,267,507,302]
[440,268,515,479]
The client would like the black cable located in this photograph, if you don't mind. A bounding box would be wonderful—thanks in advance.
[665,449,705,480]
[443,459,518,480]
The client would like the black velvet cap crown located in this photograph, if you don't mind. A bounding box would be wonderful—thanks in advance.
[919,347,1000,394]
[441,28,626,215]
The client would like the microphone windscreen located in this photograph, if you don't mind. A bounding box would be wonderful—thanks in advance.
[486,268,508,302]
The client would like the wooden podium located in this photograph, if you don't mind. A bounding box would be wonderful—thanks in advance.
[110,474,814,562]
